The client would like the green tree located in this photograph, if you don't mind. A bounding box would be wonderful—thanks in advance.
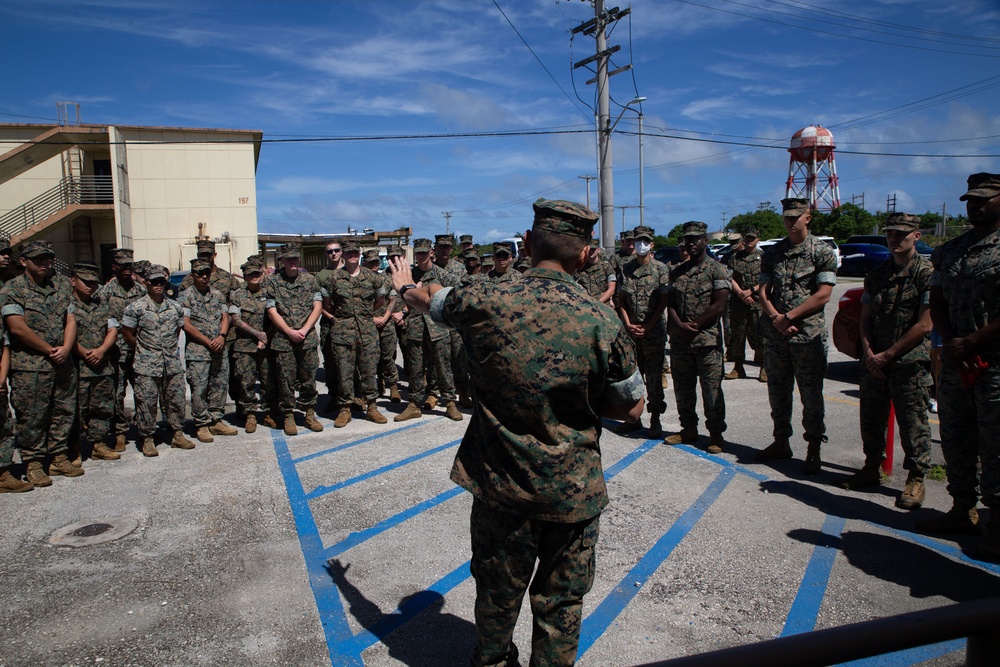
[662,225,686,247]
[728,209,783,241]
[812,203,874,241]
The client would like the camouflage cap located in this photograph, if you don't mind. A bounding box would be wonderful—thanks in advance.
[514,257,531,271]
[362,248,380,262]
[532,198,598,240]
[0,231,9,253]
[781,197,811,217]
[278,242,301,259]
[111,247,134,264]
[386,245,405,258]
[681,221,708,237]
[620,229,635,240]
[633,225,655,241]
[459,234,474,245]
[434,234,454,247]
[18,240,55,259]
[73,260,100,282]
[413,238,433,252]
[144,263,169,280]
[190,258,212,272]
[240,261,264,275]
[196,239,216,255]
[959,172,1000,201]
[341,240,361,253]
[244,254,265,268]
[134,260,151,276]
[492,242,512,256]
[481,253,494,267]
[463,250,480,262]
[885,212,922,232]
[743,227,760,239]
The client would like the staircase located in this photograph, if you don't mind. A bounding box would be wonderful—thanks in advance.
[0,175,113,242]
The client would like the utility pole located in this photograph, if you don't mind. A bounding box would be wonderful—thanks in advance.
[938,202,947,237]
[886,194,896,213]
[573,1,631,252]
[852,192,865,210]
[578,175,596,210]
[757,201,771,212]
[442,211,452,236]
[721,212,728,231]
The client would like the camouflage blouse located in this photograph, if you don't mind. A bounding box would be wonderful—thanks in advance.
[73,294,118,378]
[616,257,670,334]
[862,253,931,364]
[759,234,838,343]
[178,286,228,361]
[121,295,184,377]
[0,274,75,372]
[264,269,322,352]
[668,256,731,348]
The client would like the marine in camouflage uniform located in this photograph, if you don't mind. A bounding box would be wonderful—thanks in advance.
[70,261,121,462]
[265,243,324,435]
[229,260,278,431]
[320,242,386,427]
[180,258,235,441]
[575,239,616,303]
[433,234,471,407]
[606,228,635,278]
[0,240,82,486]
[122,264,193,456]
[918,173,1000,559]
[363,248,402,402]
[96,247,147,449]
[756,198,837,474]
[615,225,670,437]
[486,242,523,284]
[0,231,24,492]
[461,250,485,286]
[665,222,731,451]
[843,213,932,508]
[0,231,19,289]
[724,229,765,381]
[317,239,345,411]
[393,198,644,667]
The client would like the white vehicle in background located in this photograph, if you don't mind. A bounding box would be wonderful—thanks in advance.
[755,236,841,269]
[498,237,524,258]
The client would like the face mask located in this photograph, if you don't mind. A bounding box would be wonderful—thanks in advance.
[635,241,652,256]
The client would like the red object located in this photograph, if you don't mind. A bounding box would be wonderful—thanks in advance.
[832,287,864,359]
[961,355,988,388]
[882,402,895,476]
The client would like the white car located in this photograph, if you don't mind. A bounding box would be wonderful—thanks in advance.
[757,237,841,269]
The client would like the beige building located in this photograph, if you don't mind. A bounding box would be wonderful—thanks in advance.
[0,121,263,277]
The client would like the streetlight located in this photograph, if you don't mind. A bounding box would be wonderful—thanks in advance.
[609,96,646,133]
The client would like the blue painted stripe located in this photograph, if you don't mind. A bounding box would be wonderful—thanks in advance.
[306,440,461,500]
[346,560,473,654]
[271,431,363,667]
[293,419,442,464]
[674,443,770,481]
[780,514,847,637]
[874,523,1000,576]
[837,639,964,666]
[604,438,661,480]
[576,468,736,658]
[324,486,466,558]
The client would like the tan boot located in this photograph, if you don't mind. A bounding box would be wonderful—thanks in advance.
[245,413,257,434]
[196,426,214,443]
[707,432,725,454]
[284,414,298,436]
[388,384,402,403]
[394,402,423,422]
[171,431,196,450]
[141,437,159,457]
[758,367,768,383]
[444,401,463,421]
[664,428,699,445]
[0,467,33,493]
[896,474,925,510]
[50,454,84,478]
[365,401,388,424]
[262,413,279,429]
[209,420,238,436]
[91,443,121,461]
[114,433,127,452]
[754,438,792,461]
[305,409,324,432]
[724,365,747,380]
[424,395,438,410]
[333,407,352,428]
[26,461,52,487]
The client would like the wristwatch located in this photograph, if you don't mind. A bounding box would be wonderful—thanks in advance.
[399,283,418,298]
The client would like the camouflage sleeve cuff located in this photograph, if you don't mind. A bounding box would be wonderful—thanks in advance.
[604,369,646,405]
[182,307,192,317]
[265,299,277,309]
[228,305,240,315]
[121,315,138,329]
[816,271,837,285]
[312,292,323,302]
[428,286,456,329]
[108,317,120,329]
[375,287,387,297]
[920,291,930,305]
[929,271,943,288]
[713,279,731,291]
[606,274,616,283]
[319,286,329,298]
[1,304,24,317]
[67,303,76,315]
[860,292,873,306]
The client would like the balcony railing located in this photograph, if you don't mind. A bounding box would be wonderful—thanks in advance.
[0,175,114,236]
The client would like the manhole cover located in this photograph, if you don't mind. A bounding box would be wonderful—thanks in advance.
[49,517,139,547]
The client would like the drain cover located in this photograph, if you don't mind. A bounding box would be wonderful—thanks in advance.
[49,517,139,547]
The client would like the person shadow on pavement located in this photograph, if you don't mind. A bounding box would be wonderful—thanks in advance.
[326,558,476,666]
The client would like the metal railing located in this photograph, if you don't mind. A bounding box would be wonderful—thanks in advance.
[636,596,1000,667]
[0,175,113,236]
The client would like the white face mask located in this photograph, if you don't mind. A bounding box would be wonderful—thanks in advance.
[635,241,652,256]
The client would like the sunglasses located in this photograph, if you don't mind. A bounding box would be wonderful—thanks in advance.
[148,278,167,286]
[326,248,342,254]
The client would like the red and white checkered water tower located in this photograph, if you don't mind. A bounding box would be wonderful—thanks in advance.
[785,125,841,211]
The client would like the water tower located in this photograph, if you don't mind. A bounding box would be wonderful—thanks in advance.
[785,125,841,211]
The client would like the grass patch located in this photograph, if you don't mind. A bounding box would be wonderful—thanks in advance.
[926,465,947,482]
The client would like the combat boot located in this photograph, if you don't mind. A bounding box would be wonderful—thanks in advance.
[170,431,196,450]
[26,461,52,487]
[444,401,463,421]
[664,428,698,445]
[0,467,33,493]
[707,432,725,454]
[141,437,159,457]
[896,473,925,510]
[209,421,238,436]
[916,504,980,534]
[305,409,324,432]
[388,384,402,403]
[333,407,352,428]
[365,401,388,424]
[754,437,792,462]
[196,426,215,443]
[394,402,423,422]
[50,454,84,478]
[424,395,438,410]
[284,414,298,436]
[724,364,747,380]
[802,442,823,475]
[114,434,127,452]
[842,462,882,490]
[352,397,366,411]
[613,419,643,435]
[979,518,1000,562]
[262,413,279,429]
[647,416,663,439]
[245,413,257,434]
[91,443,121,461]
[758,367,768,383]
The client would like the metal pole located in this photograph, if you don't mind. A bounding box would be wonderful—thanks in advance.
[638,112,645,227]
[596,0,615,252]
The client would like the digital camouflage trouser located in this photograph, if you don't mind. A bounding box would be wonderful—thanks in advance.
[77,374,115,444]
[859,361,932,475]
[377,322,399,388]
[632,331,666,415]
[469,499,599,667]
[233,349,278,415]
[334,326,379,407]
[112,340,136,436]
[765,336,828,443]
[186,354,229,427]
[671,344,726,434]
[11,364,77,463]
[0,389,17,467]
[133,372,185,436]
[274,343,319,414]
[404,332,455,404]
[727,301,763,366]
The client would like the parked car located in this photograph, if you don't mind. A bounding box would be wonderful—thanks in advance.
[832,286,864,359]
[845,234,934,256]
[815,235,842,269]
[653,246,679,265]
[167,270,189,299]
[837,243,892,277]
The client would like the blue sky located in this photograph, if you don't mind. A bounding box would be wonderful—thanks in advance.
[2,0,999,242]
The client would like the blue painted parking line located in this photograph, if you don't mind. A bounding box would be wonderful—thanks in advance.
[675,443,770,481]
[293,419,441,465]
[838,639,965,667]
[780,514,847,637]
[874,523,1000,576]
